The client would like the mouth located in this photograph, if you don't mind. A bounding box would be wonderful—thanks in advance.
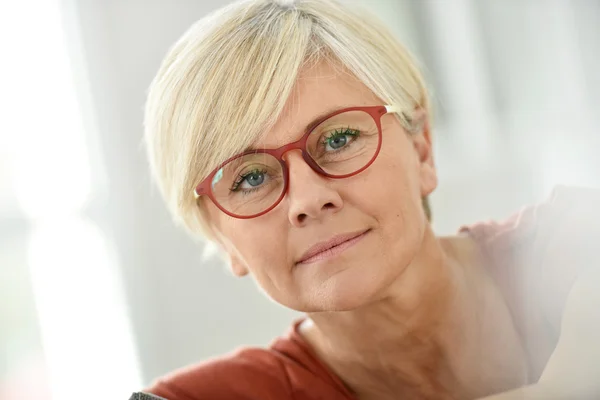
[297,229,370,265]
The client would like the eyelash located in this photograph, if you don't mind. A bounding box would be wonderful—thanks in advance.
[227,128,360,192]
[230,168,267,192]
[321,127,360,147]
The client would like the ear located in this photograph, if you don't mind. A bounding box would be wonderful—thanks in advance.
[229,253,249,277]
[410,110,437,197]
[211,227,250,277]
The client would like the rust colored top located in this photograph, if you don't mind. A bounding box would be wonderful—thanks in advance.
[145,186,600,400]
[147,319,353,400]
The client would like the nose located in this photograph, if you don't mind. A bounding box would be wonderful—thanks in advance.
[284,151,343,227]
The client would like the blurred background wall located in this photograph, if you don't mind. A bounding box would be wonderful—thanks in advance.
[1,0,599,399]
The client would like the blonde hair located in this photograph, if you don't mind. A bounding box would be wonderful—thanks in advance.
[144,0,431,239]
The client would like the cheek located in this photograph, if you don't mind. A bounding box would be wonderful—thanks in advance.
[355,142,423,216]
[220,216,294,293]
[225,219,282,261]
[354,146,427,251]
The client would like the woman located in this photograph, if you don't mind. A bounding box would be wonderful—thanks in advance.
[141,0,600,399]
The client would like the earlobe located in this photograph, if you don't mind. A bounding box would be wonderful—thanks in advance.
[211,225,250,277]
[411,122,434,167]
[420,163,438,197]
[410,112,437,196]
[410,111,433,163]
[230,254,250,277]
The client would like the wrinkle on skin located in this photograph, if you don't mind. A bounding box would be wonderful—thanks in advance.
[205,61,528,399]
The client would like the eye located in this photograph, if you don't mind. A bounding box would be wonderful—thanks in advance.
[242,171,265,188]
[322,128,360,151]
[230,168,268,192]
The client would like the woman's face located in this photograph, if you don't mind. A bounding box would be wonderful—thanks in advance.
[205,62,437,312]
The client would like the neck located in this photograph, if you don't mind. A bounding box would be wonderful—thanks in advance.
[302,227,529,400]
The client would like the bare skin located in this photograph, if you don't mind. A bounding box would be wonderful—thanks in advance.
[300,232,529,400]
[204,61,547,399]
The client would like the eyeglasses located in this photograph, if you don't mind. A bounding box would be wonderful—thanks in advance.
[194,104,400,219]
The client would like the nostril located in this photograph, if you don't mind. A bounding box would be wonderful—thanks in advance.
[323,202,335,210]
[297,213,307,223]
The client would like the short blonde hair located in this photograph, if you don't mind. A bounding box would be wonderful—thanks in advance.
[144,0,431,239]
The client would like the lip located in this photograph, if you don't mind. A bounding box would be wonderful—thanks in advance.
[297,229,370,265]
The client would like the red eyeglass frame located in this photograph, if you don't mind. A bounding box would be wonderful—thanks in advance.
[194,104,400,219]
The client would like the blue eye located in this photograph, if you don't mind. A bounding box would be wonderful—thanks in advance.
[230,169,267,192]
[327,135,347,149]
[243,171,264,187]
[322,128,360,151]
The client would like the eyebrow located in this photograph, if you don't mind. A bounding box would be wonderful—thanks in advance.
[243,106,343,152]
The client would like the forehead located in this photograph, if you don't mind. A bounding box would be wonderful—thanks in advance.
[260,62,382,148]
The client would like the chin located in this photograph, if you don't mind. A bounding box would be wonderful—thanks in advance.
[303,263,392,312]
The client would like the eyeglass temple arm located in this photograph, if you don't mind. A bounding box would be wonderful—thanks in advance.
[385,104,418,128]
[384,104,400,114]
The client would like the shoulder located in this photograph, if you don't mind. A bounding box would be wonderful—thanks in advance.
[465,185,600,328]
[500,185,600,277]
[464,185,600,265]
[144,347,292,400]
[463,186,599,248]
